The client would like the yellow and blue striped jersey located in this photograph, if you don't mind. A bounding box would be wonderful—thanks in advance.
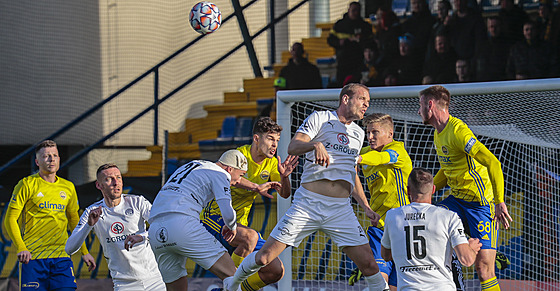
[6,173,80,259]
[360,140,412,230]
[201,144,281,226]
[434,115,494,205]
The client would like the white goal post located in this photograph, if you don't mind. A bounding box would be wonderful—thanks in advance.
[275,78,560,291]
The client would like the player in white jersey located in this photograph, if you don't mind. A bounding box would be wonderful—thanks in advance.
[381,168,482,291]
[225,83,389,291]
[148,149,250,291]
[66,163,165,290]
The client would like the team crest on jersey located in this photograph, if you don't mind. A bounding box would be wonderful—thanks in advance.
[337,133,349,145]
[125,208,134,215]
[111,222,124,234]
[156,227,168,243]
[260,170,270,180]
[441,146,449,155]
[59,191,67,199]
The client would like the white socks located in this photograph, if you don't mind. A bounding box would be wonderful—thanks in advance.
[364,272,389,291]
[230,252,263,289]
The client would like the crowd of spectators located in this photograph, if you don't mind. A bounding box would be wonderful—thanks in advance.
[278,0,560,89]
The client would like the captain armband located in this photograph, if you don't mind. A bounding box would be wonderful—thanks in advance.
[384,149,398,164]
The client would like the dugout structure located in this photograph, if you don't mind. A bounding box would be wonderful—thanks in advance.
[276,79,560,290]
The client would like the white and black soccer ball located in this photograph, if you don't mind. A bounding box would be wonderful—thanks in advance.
[189,1,221,34]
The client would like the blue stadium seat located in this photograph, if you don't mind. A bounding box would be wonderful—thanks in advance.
[219,116,237,138]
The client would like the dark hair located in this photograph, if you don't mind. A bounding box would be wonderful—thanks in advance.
[419,85,450,108]
[252,117,282,136]
[339,83,369,104]
[96,163,119,177]
[408,167,434,194]
[35,140,57,154]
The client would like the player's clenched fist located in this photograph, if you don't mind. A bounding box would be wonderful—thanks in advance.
[88,206,102,226]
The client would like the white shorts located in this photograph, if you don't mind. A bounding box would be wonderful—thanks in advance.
[269,186,368,248]
[113,275,165,291]
[148,213,227,283]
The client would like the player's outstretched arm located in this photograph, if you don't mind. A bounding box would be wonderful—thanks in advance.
[473,146,512,229]
[233,177,280,199]
[288,132,329,167]
[454,238,482,267]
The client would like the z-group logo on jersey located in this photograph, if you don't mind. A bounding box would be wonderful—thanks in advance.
[337,133,349,145]
[111,222,124,234]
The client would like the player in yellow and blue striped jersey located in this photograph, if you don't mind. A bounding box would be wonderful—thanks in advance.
[350,113,412,290]
[4,140,96,291]
[418,85,513,291]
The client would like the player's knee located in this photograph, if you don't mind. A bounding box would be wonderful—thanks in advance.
[236,228,259,249]
[475,259,495,279]
[259,258,284,283]
[359,259,380,276]
[255,251,274,266]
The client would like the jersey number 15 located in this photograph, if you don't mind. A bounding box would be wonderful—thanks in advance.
[405,225,426,260]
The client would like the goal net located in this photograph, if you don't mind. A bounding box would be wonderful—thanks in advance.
[275,79,560,291]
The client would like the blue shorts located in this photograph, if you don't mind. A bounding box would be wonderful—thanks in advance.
[367,226,397,287]
[437,195,498,250]
[201,215,266,254]
[20,257,77,291]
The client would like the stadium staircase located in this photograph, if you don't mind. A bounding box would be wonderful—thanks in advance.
[124,23,335,177]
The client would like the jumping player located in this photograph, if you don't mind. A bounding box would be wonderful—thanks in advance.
[200,117,297,291]
[224,83,389,291]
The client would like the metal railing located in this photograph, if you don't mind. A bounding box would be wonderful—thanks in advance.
[0,0,309,177]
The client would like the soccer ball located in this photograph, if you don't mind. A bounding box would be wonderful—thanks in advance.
[189,2,222,34]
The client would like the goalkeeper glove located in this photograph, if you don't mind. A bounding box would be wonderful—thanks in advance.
[348,268,363,286]
[495,251,510,270]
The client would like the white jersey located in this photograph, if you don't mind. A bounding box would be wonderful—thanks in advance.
[149,160,233,222]
[296,110,365,187]
[66,194,162,282]
[381,202,469,291]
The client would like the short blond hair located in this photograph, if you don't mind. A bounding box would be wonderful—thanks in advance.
[363,113,394,129]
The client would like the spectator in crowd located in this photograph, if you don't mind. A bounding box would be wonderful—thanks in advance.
[327,2,375,87]
[360,43,382,86]
[453,59,475,82]
[427,0,453,61]
[386,33,424,85]
[423,33,458,84]
[506,20,558,79]
[402,0,436,59]
[536,0,555,41]
[447,0,486,60]
[498,0,530,42]
[381,68,399,86]
[474,16,514,81]
[374,7,402,72]
[278,42,323,90]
